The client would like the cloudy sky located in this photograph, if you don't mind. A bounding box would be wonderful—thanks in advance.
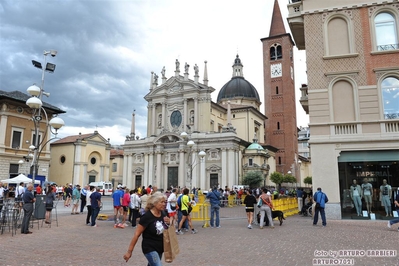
[0,0,308,145]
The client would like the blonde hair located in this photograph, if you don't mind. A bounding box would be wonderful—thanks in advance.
[145,191,166,212]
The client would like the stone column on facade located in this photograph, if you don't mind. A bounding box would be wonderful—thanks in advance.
[238,149,242,185]
[191,150,197,189]
[83,164,88,185]
[156,150,162,188]
[221,148,227,188]
[144,153,149,187]
[183,99,187,130]
[148,152,154,186]
[228,148,235,187]
[161,102,166,128]
[123,155,128,186]
[100,166,104,182]
[227,101,232,125]
[194,98,198,132]
[152,103,156,136]
[178,148,185,187]
[200,154,206,191]
[127,154,133,189]
[0,115,5,146]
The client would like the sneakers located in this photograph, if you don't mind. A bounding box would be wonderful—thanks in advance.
[259,226,263,229]
[92,224,98,227]
[86,223,91,226]
[216,226,221,228]
[123,223,129,227]
[183,228,189,232]
[247,225,252,229]
[191,229,198,234]
[176,230,184,235]
[387,221,391,228]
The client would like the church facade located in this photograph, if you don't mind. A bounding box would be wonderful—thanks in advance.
[122,57,276,191]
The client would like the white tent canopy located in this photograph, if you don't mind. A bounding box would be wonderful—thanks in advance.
[1,174,40,185]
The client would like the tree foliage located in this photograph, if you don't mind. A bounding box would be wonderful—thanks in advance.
[304,176,312,185]
[270,171,297,190]
[242,171,264,188]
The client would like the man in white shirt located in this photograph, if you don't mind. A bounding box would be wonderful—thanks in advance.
[15,182,25,208]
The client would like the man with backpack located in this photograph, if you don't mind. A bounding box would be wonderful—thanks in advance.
[313,187,329,227]
[206,186,221,228]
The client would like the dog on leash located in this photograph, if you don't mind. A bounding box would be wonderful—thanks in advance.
[257,210,285,226]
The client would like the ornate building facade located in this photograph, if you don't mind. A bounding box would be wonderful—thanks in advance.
[122,57,276,191]
[287,0,399,219]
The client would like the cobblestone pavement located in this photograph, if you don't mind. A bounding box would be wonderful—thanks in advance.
[1,205,398,266]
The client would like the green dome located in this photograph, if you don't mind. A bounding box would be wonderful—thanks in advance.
[246,143,264,150]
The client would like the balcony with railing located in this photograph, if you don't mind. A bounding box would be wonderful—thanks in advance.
[287,0,305,49]
[299,84,308,114]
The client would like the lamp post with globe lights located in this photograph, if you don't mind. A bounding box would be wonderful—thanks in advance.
[180,131,206,189]
[25,50,64,185]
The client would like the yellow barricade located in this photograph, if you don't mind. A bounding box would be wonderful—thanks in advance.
[228,195,236,207]
[190,203,211,228]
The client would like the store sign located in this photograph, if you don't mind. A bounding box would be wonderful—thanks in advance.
[356,171,391,177]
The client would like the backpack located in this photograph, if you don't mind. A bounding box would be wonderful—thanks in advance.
[177,194,183,210]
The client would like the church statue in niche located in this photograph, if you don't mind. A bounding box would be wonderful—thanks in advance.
[190,110,194,125]
[158,114,162,128]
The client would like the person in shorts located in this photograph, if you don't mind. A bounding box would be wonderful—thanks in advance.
[243,189,257,229]
[176,188,197,235]
[44,184,56,224]
[167,188,178,229]
[112,185,124,227]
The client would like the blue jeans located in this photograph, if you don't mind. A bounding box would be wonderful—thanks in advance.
[144,251,162,266]
[91,207,100,226]
[210,204,220,227]
[352,195,362,215]
[313,207,326,226]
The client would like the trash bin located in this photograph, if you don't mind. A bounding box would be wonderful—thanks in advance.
[34,195,46,219]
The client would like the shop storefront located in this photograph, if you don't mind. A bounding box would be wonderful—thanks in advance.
[338,150,399,220]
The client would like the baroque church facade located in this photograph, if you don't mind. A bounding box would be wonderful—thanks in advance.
[122,57,277,191]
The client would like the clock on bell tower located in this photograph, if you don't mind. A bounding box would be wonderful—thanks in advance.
[261,0,298,176]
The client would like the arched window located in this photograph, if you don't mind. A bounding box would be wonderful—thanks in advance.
[270,44,282,60]
[381,76,399,119]
[327,17,350,55]
[375,12,398,51]
[277,122,280,130]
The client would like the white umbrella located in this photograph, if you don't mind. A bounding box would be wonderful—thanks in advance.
[1,174,40,184]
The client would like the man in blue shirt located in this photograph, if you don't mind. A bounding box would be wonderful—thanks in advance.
[112,185,124,227]
[313,187,329,227]
[206,186,221,228]
[90,187,102,227]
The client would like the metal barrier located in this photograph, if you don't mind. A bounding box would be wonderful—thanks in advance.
[189,197,298,226]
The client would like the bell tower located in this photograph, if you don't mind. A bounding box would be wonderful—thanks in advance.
[261,0,298,176]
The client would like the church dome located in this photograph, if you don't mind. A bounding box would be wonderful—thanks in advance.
[217,55,260,103]
[217,77,260,102]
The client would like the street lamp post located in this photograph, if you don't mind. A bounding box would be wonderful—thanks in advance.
[180,132,206,189]
[25,50,64,185]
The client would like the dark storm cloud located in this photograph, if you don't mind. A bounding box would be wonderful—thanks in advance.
[0,0,149,143]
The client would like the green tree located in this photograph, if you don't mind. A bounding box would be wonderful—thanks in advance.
[283,173,297,184]
[269,171,284,190]
[242,171,264,188]
[304,176,312,186]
